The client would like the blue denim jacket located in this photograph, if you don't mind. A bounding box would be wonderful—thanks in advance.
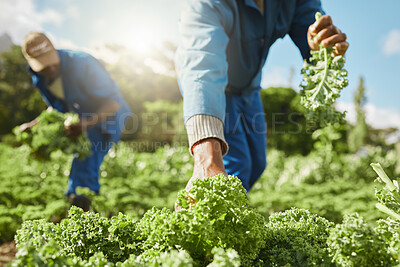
[30,49,131,142]
[175,0,323,123]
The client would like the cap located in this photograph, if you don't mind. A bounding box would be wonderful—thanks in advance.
[21,32,60,72]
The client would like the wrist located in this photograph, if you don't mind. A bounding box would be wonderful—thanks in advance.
[193,138,224,168]
[192,138,226,155]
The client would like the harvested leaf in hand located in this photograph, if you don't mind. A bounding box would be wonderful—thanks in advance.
[300,12,348,128]
[13,109,92,160]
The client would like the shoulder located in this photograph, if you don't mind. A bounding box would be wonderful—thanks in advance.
[58,49,104,73]
[182,0,234,29]
[185,0,234,15]
[58,49,96,62]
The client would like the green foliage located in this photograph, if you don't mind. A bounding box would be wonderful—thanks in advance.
[375,218,400,262]
[0,142,194,242]
[11,239,80,267]
[348,76,369,152]
[372,163,400,220]
[138,100,187,149]
[249,146,399,224]
[11,162,400,266]
[250,177,378,224]
[300,12,348,128]
[0,46,46,135]
[13,175,264,266]
[208,247,240,267]
[2,141,398,243]
[55,207,135,262]
[260,87,314,155]
[149,250,194,267]
[372,163,400,261]
[139,175,266,265]
[13,109,92,160]
[327,213,395,266]
[259,208,334,266]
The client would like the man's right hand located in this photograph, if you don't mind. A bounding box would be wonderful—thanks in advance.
[175,138,227,211]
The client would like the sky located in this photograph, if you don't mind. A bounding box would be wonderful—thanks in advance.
[1,0,400,131]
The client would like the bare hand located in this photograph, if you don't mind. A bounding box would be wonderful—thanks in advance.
[65,118,89,137]
[19,117,39,132]
[175,138,227,211]
[307,14,349,56]
[19,122,32,133]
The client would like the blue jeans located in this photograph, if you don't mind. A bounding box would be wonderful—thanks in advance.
[223,90,267,191]
[66,127,113,195]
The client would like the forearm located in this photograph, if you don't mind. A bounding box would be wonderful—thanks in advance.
[193,138,225,174]
[84,101,121,129]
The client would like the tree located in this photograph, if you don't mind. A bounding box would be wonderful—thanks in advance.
[347,76,368,152]
[260,87,314,155]
[0,46,45,136]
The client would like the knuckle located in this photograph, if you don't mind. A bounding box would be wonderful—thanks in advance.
[325,15,332,23]
[328,25,336,32]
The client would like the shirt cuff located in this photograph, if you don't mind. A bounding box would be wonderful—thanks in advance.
[185,114,228,156]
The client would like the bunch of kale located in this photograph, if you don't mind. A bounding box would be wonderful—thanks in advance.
[13,108,92,160]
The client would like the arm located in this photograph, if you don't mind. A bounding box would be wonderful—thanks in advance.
[65,100,121,137]
[175,0,232,190]
[19,106,54,132]
[65,54,122,137]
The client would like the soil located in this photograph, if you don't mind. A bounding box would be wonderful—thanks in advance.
[0,241,17,267]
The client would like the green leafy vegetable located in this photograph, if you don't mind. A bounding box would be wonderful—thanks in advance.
[327,213,395,266]
[13,108,92,160]
[259,208,334,266]
[300,12,348,128]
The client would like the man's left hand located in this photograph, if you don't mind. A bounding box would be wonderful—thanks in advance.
[307,14,349,56]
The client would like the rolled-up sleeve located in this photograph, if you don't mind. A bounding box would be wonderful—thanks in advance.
[175,0,232,124]
[289,0,324,60]
[175,0,232,155]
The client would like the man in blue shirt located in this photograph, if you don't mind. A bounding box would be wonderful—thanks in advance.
[21,32,131,211]
[175,0,348,194]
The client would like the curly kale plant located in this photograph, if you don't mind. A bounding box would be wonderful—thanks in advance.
[371,163,400,261]
[13,108,92,160]
[371,163,400,220]
[300,12,348,128]
[327,213,395,266]
[259,208,334,266]
[14,175,266,266]
[139,174,266,265]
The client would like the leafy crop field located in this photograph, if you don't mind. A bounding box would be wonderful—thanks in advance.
[1,141,400,266]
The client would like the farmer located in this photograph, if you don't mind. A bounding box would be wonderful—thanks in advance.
[175,1,348,194]
[20,32,131,211]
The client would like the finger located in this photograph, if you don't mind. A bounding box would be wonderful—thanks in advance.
[333,41,349,56]
[310,15,333,34]
[174,202,182,212]
[321,33,347,48]
[314,25,340,44]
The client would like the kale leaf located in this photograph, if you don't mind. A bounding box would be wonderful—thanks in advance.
[300,12,348,128]
[13,108,92,160]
